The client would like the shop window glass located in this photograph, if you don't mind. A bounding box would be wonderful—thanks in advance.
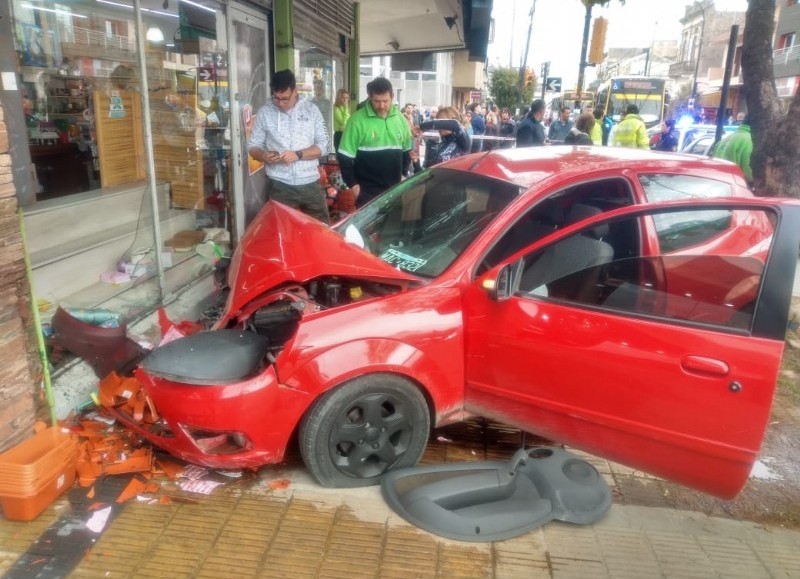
[296,36,341,155]
[12,0,230,316]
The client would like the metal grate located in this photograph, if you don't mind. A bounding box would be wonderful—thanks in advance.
[294,0,355,56]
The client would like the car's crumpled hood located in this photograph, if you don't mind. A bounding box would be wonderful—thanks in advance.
[223,201,418,317]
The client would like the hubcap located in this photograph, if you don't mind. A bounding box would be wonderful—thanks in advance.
[330,392,413,479]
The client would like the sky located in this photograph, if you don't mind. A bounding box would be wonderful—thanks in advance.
[488,0,749,89]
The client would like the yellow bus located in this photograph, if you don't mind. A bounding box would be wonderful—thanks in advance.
[595,76,668,129]
[550,90,595,114]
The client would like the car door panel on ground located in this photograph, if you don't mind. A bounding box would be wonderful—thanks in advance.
[464,200,800,499]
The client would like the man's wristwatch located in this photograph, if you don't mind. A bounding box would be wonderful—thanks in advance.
[295,149,304,160]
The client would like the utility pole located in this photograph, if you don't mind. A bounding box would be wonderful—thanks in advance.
[541,61,550,100]
[691,4,707,105]
[576,1,592,99]
[516,0,536,115]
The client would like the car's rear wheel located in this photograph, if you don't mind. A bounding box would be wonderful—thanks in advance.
[299,374,430,487]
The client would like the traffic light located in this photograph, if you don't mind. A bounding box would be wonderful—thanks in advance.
[525,68,533,87]
[588,17,608,64]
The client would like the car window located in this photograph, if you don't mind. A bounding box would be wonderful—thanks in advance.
[515,207,776,332]
[686,137,713,155]
[481,177,635,273]
[338,169,521,278]
[639,174,733,252]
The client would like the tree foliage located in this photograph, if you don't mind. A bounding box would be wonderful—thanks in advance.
[489,67,535,111]
[741,0,800,198]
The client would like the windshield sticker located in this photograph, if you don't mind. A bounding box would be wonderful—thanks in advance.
[380,248,427,272]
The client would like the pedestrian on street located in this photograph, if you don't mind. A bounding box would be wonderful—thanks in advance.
[714,116,753,184]
[612,104,649,149]
[498,108,516,149]
[653,119,679,152]
[547,106,573,142]
[247,69,330,223]
[337,77,412,208]
[421,106,471,167]
[515,99,547,147]
[564,112,595,145]
[468,102,486,152]
[332,88,350,152]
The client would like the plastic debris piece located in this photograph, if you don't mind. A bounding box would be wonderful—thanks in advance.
[180,465,209,481]
[178,479,224,495]
[155,457,187,481]
[104,447,152,475]
[116,478,147,504]
[86,487,95,499]
[216,470,244,478]
[86,506,112,532]
[268,479,291,491]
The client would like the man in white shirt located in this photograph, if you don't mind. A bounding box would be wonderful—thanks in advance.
[248,69,330,223]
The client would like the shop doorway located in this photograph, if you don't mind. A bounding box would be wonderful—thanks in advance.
[227,3,270,242]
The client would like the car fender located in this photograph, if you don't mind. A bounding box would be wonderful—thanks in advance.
[280,337,466,427]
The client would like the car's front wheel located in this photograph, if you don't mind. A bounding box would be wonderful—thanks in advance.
[299,374,430,487]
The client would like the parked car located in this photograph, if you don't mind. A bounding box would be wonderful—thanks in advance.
[680,134,716,156]
[115,147,800,500]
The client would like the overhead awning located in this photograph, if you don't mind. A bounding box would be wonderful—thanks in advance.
[359,0,493,62]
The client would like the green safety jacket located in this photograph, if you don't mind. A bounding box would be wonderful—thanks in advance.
[713,124,752,182]
[337,101,412,195]
[613,113,649,149]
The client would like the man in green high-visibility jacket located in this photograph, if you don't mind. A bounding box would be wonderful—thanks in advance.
[714,119,752,185]
[612,104,649,150]
[337,77,412,208]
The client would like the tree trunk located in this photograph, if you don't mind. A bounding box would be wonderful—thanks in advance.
[742,0,800,197]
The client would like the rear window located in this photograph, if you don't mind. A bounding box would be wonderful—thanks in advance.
[639,174,733,253]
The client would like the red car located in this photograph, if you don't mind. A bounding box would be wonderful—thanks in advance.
[124,147,800,499]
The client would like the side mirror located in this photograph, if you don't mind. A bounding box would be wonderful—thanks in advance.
[481,262,515,301]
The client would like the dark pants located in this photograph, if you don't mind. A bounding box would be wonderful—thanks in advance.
[333,131,343,151]
[267,178,330,224]
[355,185,385,208]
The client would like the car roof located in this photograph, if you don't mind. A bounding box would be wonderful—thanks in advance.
[439,146,742,190]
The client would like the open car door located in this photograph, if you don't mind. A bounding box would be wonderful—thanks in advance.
[463,198,800,499]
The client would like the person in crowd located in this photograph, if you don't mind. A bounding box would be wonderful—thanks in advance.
[403,103,422,174]
[311,78,332,135]
[564,112,595,145]
[653,119,679,152]
[498,108,516,149]
[515,99,547,147]
[599,109,614,146]
[247,69,330,223]
[547,106,573,142]
[714,116,752,184]
[484,105,499,150]
[421,106,471,167]
[468,102,486,152]
[337,77,412,208]
[463,110,475,138]
[734,112,746,125]
[332,88,350,152]
[612,104,649,149]
[590,109,604,145]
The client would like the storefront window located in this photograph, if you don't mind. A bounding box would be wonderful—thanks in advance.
[295,36,347,154]
[12,0,230,316]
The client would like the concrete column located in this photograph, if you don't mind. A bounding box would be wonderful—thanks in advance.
[273,0,295,71]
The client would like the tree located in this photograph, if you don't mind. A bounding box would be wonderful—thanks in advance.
[490,67,535,111]
[576,0,625,98]
[741,0,800,198]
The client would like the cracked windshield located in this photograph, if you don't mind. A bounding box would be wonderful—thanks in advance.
[337,169,521,277]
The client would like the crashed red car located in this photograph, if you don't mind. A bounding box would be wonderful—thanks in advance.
[121,147,800,499]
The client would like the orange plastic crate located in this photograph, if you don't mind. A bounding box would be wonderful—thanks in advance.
[0,467,76,522]
[0,427,78,520]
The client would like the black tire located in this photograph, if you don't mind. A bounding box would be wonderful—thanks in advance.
[299,374,431,488]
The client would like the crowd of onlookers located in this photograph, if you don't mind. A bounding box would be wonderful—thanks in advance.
[246,71,752,225]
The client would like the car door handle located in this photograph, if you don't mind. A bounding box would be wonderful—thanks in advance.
[680,355,730,376]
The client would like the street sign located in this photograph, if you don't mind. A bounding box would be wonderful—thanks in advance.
[545,77,562,92]
[470,90,482,103]
[198,66,216,82]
